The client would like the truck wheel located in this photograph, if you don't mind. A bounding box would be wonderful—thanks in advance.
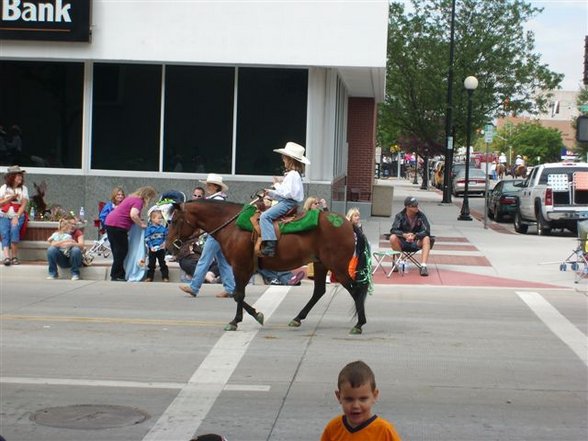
[514,210,528,234]
[536,208,551,236]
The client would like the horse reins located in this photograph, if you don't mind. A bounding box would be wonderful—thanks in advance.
[173,195,263,248]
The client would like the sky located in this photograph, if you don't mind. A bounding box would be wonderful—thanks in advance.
[527,0,587,91]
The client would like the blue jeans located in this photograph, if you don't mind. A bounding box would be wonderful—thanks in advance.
[47,246,82,277]
[189,236,235,295]
[0,215,25,248]
[258,268,293,284]
[259,198,298,241]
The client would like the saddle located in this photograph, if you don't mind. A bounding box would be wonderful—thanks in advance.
[235,204,321,257]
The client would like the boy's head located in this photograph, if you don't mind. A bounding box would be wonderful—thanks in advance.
[150,210,163,224]
[335,360,379,428]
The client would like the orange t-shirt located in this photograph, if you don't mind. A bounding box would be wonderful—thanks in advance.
[320,415,402,441]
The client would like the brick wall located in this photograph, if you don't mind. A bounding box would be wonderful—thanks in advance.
[347,97,376,201]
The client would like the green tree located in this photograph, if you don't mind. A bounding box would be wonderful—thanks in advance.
[378,0,563,156]
[507,122,563,165]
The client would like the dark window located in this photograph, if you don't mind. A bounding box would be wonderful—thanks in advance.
[91,63,162,171]
[163,66,234,173]
[236,68,308,175]
[0,61,84,168]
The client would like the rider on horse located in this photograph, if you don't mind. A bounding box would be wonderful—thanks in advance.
[260,142,310,257]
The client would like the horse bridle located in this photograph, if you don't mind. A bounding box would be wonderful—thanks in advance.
[171,202,241,250]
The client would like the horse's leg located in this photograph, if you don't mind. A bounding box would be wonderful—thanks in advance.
[289,262,328,327]
[225,275,264,331]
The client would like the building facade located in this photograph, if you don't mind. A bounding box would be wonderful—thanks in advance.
[0,0,388,218]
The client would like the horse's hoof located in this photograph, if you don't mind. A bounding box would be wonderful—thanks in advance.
[224,323,238,331]
[255,312,264,325]
[288,319,301,328]
[349,326,363,335]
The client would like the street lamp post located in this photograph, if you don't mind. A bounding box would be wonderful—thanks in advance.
[420,149,429,190]
[441,0,457,204]
[458,76,478,221]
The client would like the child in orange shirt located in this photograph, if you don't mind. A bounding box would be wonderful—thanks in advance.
[321,360,402,441]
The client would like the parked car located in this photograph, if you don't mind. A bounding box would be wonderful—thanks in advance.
[487,179,524,222]
[452,168,487,196]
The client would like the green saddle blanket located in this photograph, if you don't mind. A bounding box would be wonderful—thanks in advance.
[236,204,320,233]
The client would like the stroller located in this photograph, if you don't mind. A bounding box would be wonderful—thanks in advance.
[83,232,111,266]
[559,220,588,283]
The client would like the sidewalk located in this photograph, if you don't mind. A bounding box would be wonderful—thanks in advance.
[362,177,582,290]
[1,178,584,290]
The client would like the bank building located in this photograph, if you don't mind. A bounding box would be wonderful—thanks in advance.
[0,0,388,217]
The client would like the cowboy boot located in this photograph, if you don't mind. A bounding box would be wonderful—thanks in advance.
[261,240,277,257]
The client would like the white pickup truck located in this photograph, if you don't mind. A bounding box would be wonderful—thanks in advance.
[514,162,588,235]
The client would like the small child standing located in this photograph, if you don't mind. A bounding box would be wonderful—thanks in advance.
[144,210,169,282]
[47,218,74,257]
[321,360,402,441]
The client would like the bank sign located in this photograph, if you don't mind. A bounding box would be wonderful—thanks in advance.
[0,0,91,42]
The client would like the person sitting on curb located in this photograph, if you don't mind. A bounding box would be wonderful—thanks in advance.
[46,214,85,280]
[389,196,432,277]
[258,268,305,286]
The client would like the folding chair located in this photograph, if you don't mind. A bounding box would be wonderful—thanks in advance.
[560,220,588,283]
[372,250,402,277]
[390,236,436,273]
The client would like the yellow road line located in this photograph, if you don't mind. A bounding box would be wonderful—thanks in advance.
[0,314,225,327]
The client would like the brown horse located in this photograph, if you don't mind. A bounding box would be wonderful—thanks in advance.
[513,164,527,178]
[166,200,371,334]
[496,164,506,180]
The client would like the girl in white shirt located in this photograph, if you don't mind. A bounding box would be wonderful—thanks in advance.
[259,142,310,257]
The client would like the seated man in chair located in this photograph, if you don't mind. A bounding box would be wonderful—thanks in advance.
[389,196,433,276]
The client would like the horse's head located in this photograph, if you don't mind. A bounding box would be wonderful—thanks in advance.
[165,202,200,255]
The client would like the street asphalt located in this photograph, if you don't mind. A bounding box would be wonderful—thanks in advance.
[1,177,586,441]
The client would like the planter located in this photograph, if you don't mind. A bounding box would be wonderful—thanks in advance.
[22,221,59,241]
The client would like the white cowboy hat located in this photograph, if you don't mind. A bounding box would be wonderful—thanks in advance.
[200,173,228,192]
[516,154,522,158]
[273,142,311,165]
[5,165,25,174]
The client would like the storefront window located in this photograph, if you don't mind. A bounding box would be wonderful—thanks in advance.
[0,61,84,168]
[163,66,234,173]
[91,63,162,171]
[236,68,308,175]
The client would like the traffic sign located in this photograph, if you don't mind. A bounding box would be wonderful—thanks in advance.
[484,124,494,143]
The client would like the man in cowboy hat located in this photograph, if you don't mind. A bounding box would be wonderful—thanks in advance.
[179,173,235,298]
[260,142,310,257]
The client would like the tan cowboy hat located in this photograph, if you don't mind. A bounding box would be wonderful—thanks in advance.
[5,165,25,174]
[273,142,311,165]
[200,173,228,192]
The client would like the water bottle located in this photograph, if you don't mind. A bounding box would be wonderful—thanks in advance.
[29,206,36,220]
[79,206,85,221]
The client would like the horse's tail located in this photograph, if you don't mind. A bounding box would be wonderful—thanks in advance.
[352,225,373,295]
